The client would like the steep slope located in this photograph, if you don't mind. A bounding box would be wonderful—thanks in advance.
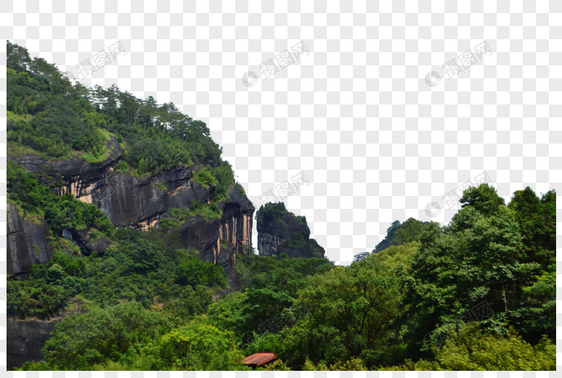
[256,202,325,259]
[8,141,254,281]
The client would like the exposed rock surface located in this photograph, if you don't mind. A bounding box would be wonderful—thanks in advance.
[7,204,54,280]
[8,139,254,273]
[257,211,325,259]
[7,298,90,370]
[7,139,256,368]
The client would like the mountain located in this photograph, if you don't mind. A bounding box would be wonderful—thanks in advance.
[256,202,325,259]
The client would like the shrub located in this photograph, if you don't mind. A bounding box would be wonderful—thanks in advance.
[173,255,227,289]
[256,202,289,224]
[114,160,130,173]
[194,165,218,190]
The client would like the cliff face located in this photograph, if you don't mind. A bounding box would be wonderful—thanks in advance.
[8,137,254,278]
[7,204,55,280]
[7,298,89,370]
[257,212,325,259]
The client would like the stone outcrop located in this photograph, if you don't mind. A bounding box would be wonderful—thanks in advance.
[8,137,255,276]
[257,210,325,259]
[7,298,90,370]
[7,204,54,280]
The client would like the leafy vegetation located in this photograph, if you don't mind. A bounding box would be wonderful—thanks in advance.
[162,201,222,227]
[7,41,556,371]
[7,41,225,181]
[255,202,290,224]
[373,218,429,252]
[8,161,113,235]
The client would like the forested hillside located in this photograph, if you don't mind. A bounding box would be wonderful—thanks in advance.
[6,42,556,371]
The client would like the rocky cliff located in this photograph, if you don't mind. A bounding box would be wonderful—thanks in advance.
[7,204,55,280]
[7,298,90,370]
[257,210,325,259]
[7,136,254,280]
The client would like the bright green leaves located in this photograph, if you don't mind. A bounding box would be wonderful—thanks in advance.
[173,255,227,289]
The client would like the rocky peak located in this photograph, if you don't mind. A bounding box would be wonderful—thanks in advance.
[256,202,325,259]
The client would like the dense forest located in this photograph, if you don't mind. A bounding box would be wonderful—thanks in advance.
[6,42,556,371]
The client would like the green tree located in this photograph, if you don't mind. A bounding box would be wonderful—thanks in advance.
[400,205,544,359]
[507,187,556,268]
[459,183,505,217]
[391,218,427,246]
[40,302,173,370]
[280,256,403,369]
[383,323,556,371]
[173,255,227,289]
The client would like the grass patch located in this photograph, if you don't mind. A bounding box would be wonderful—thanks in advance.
[193,165,218,190]
[167,201,222,223]
[156,182,168,191]
[7,110,33,124]
[114,160,131,174]
[237,183,246,196]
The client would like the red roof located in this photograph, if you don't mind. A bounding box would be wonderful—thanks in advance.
[242,353,277,366]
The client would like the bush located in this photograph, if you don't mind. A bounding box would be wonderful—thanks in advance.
[256,202,289,224]
[41,302,173,370]
[382,324,556,371]
[194,165,217,189]
[173,256,227,289]
[114,160,130,173]
[159,217,183,229]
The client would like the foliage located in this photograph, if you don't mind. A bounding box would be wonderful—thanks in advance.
[391,218,428,246]
[7,41,223,176]
[507,186,556,268]
[114,160,131,173]
[147,321,246,370]
[279,256,403,369]
[371,241,419,269]
[211,160,234,202]
[206,254,334,340]
[374,218,429,252]
[399,184,555,360]
[8,161,114,236]
[383,323,555,371]
[193,165,218,189]
[164,202,222,225]
[353,251,371,262]
[40,302,174,370]
[173,255,227,289]
[460,183,506,217]
[256,201,289,224]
